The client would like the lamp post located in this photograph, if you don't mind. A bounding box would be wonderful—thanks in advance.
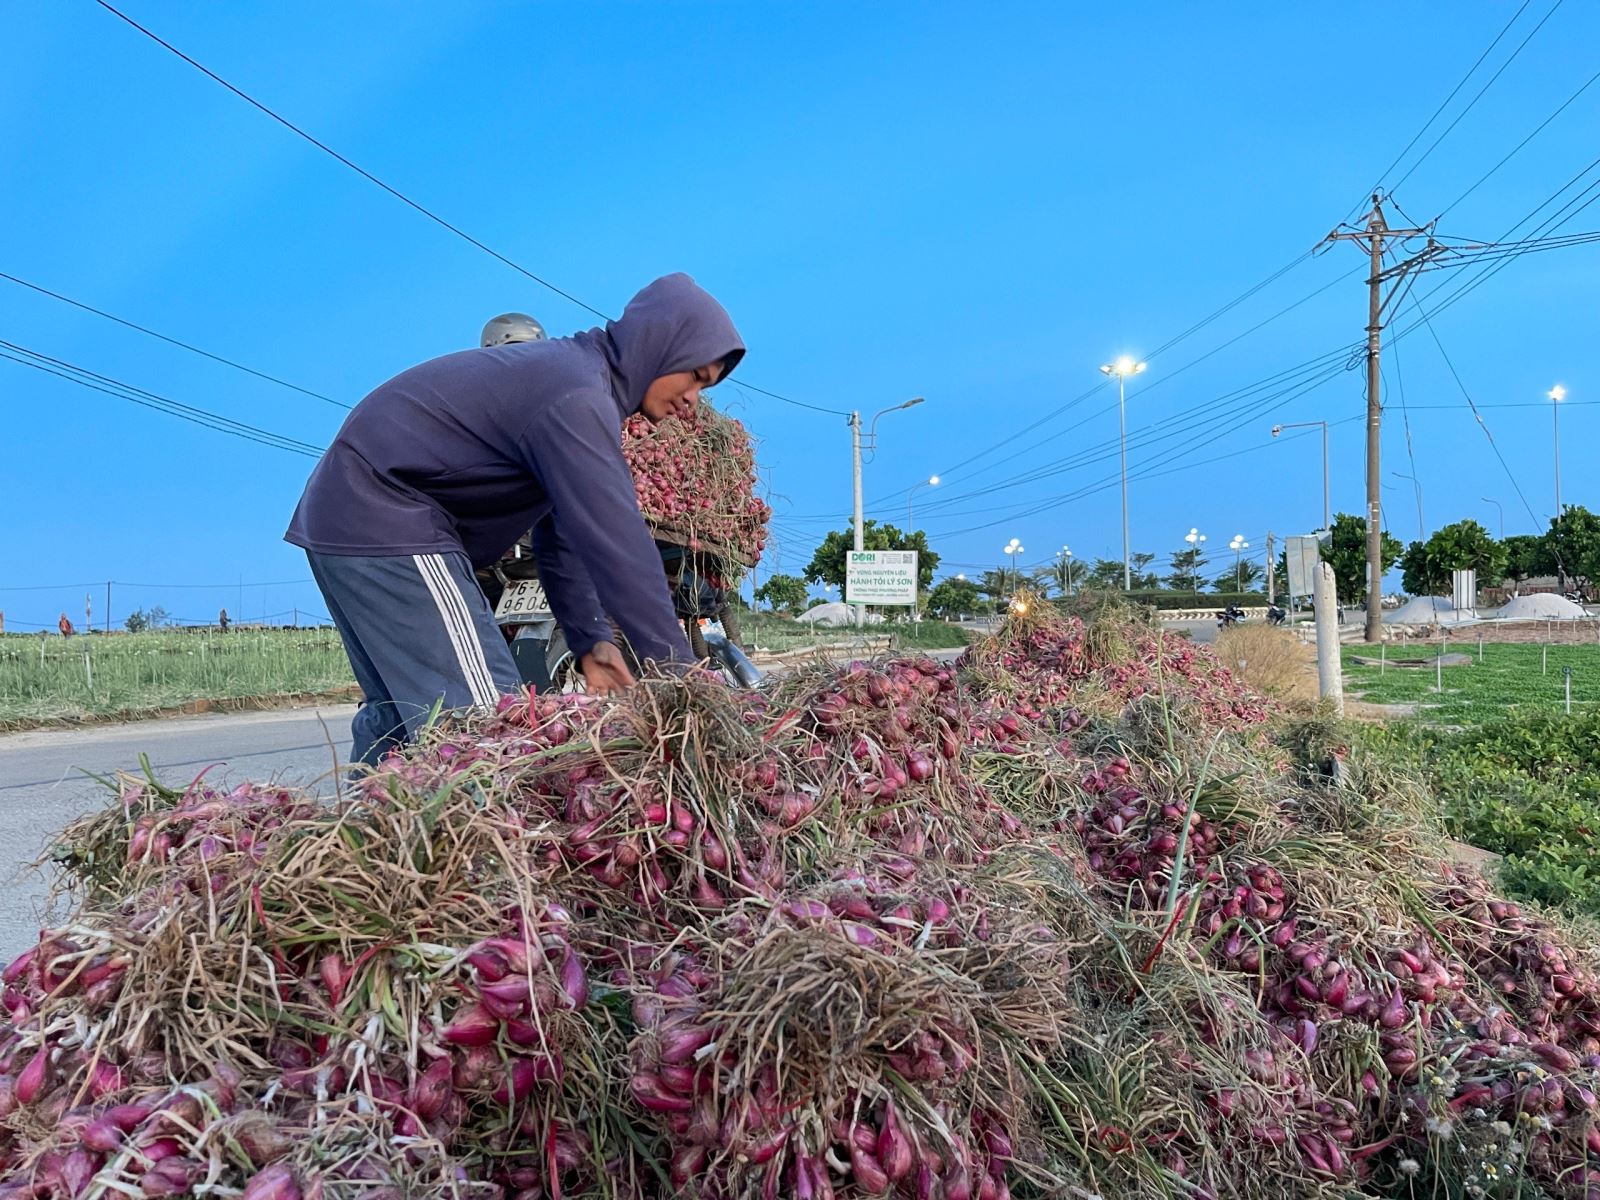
[849,397,925,626]
[1184,527,1207,595]
[1003,538,1025,597]
[1100,356,1147,589]
[1481,496,1503,539]
[1059,545,1074,596]
[908,474,939,529]
[1228,534,1249,591]
[1551,385,1567,526]
[1271,421,1330,533]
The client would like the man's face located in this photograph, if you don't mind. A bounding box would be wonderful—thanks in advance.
[640,361,724,424]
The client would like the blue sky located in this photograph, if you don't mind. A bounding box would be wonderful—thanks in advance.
[3,1,1598,629]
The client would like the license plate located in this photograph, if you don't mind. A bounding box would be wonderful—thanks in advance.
[494,579,551,620]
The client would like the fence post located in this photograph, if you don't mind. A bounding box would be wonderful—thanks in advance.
[1544,643,1550,675]
[83,644,93,695]
[1313,562,1343,715]
[1478,634,1484,663]
[1380,643,1386,674]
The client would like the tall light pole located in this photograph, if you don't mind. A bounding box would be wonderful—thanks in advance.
[1229,534,1249,591]
[1184,527,1207,595]
[1551,385,1567,526]
[850,397,925,626]
[1003,537,1025,597]
[1100,356,1147,589]
[1059,545,1074,596]
[908,474,939,529]
[1271,421,1330,533]
[1481,496,1503,539]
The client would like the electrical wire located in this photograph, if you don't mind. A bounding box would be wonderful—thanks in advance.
[1438,64,1600,219]
[0,343,323,458]
[1386,0,1565,198]
[91,1,843,420]
[0,270,349,409]
[1344,0,1535,223]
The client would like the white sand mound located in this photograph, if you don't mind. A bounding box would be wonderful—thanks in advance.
[797,602,884,627]
[1386,596,1456,624]
[1495,593,1589,621]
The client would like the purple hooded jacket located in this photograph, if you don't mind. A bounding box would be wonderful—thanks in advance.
[285,274,745,665]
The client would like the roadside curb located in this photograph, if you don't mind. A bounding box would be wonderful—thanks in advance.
[0,686,362,736]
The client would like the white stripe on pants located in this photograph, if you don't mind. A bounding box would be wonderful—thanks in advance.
[413,553,498,708]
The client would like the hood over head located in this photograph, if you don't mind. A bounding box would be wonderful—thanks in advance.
[602,274,745,415]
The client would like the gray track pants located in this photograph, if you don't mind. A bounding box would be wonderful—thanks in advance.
[307,549,522,765]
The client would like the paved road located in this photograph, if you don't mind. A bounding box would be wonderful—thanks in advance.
[0,703,357,963]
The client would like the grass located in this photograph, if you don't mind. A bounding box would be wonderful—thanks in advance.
[0,617,971,726]
[1213,624,1316,703]
[737,610,970,653]
[1342,640,1600,723]
[0,627,354,725]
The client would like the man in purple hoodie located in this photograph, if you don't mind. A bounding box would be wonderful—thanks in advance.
[286,274,745,764]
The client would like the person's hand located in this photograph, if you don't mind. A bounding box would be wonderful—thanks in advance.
[579,641,636,695]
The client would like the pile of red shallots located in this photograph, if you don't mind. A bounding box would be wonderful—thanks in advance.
[2,600,1599,1200]
[622,405,770,565]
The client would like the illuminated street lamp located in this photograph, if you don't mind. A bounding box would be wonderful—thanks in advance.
[1228,533,1250,591]
[1100,356,1147,589]
[908,474,940,529]
[1183,527,1207,595]
[1003,537,1025,596]
[1551,384,1568,526]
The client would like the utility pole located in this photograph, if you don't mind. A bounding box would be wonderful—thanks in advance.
[1323,194,1437,642]
[850,411,865,628]
[1265,532,1276,605]
[105,581,112,633]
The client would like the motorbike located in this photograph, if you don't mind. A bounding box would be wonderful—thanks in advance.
[1266,604,1287,626]
[1216,603,1247,629]
[479,533,761,692]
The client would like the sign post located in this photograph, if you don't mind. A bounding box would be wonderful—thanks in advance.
[846,550,919,611]
[1285,535,1322,624]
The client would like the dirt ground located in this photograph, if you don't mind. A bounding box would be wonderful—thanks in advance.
[1390,620,1600,647]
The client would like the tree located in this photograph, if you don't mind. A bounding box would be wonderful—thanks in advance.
[1502,534,1553,586]
[124,609,149,633]
[975,569,1011,603]
[1165,546,1209,593]
[753,573,808,615]
[1210,560,1262,593]
[1323,512,1403,604]
[1400,520,1507,598]
[1546,505,1600,588]
[926,576,982,620]
[804,521,939,593]
[1082,553,1159,591]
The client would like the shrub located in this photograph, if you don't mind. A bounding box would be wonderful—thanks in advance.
[1214,624,1315,702]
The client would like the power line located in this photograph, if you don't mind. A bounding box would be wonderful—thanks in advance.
[0,339,323,457]
[1438,64,1600,219]
[91,1,840,421]
[0,578,314,592]
[0,270,349,410]
[1385,0,1565,197]
[1346,0,1535,222]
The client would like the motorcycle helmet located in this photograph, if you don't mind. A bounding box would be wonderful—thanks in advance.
[480,312,547,348]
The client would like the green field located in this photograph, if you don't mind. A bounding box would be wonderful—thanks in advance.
[0,617,968,726]
[737,610,970,654]
[1342,641,1600,723]
[0,628,355,725]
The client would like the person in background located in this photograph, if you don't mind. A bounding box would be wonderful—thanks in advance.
[285,274,745,765]
[219,608,231,632]
[58,614,74,637]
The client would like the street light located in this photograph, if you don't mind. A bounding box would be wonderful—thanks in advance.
[1271,421,1330,533]
[908,474,940,529]
[1003,537,1025,596]
[1228,534,1250,591]
[1100,356,1147,589]
[1551,384,1567,526]
[1059,544,1075,596]
[848,397,926,625]
[1184,527,1207,595]
[1481,496,1503,539]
